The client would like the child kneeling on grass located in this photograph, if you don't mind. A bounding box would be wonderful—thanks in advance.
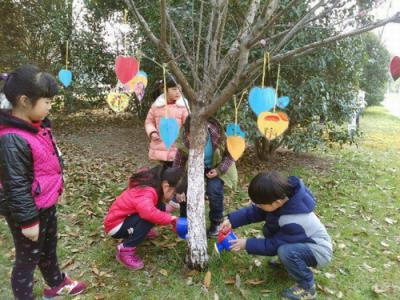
[103,165,186,270]
[220,171,332,300]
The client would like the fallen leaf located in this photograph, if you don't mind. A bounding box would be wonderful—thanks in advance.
[214,293,219,300]
[159,269,168,276]
[204,271,212,289]
[384,217,396,225]
[336,291,344,298]
[380,241,389,248]
[337,243,346,249]
[224,278,235,285]
[235,274,241,289]
[245,279,265,285]
[186,277,193,286]
[372,284,387,294]
[324,272,336,279]
[92,266,100,276]
[254,259,262,267]
[362,262,376,273]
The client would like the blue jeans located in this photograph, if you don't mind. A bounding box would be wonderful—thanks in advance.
[112,202,165,247]
[179,176,224,223]
[206,177,224,223]
[278,243,318,289]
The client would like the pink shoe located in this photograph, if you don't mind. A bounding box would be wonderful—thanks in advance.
[146,228,157,239]
[43,273,87,298]
[116,243,144,270]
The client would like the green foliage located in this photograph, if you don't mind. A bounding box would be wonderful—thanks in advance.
[358,33,391,106]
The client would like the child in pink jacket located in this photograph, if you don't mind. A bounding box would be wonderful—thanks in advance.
[104,165,186,270]
[144,75,189,165]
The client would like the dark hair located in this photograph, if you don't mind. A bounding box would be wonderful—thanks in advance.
[152,74,179,100]
[129,165,186,200]
[1,65,58,107]
[248,171,294,204]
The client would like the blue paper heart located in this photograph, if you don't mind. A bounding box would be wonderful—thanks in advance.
[277,96,290,109]
[138,70,147,78]
[226,123,245,138]
[58,69,72,87]
[248,86,276,116]
[159,117,179,149]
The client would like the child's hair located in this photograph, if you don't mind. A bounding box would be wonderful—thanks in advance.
[0,65,58,107]
[129,165,186,199]
[248,171,294,204]
[152,74,179,100]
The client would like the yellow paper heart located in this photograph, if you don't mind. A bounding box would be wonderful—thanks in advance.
[106,92,130,113]
[257,111,289,140]
[227,136,246,161]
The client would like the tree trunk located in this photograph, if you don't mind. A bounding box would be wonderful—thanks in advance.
[185,115,208,270]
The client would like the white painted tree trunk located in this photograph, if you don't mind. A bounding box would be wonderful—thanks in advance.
[185,117,208,270]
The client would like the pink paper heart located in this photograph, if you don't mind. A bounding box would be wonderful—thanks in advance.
[115,56,139,84]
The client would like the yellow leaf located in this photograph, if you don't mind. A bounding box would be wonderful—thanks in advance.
[159,269,168,276]
[204,271,212,289]
[245,279,265,285]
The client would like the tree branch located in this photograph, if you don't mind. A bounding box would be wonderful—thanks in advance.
[271,0,327,54]
[124,0,197,103]
[245,12,400,77]
[203,2,216,80]
[195,0,204,88]
[166,11,201,86]
[160,0,167,45]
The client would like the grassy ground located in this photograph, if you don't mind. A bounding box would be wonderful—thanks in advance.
[0,107,399,299]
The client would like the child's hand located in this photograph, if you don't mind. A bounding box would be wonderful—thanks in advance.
[170,216,177,232]
[206,169,218,179]
[220,218,232,234]
[229,238,247,252]
[175,193,186,203]
[21,223,39,242]
[150,132,161,142]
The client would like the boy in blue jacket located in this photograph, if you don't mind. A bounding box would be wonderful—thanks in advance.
[220,171,332,300]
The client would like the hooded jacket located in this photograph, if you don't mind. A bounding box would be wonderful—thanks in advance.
[228,176,332,267]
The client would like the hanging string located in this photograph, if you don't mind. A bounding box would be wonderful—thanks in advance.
[233,89,247,135]
[65,40,69,70]
[273,63,281,113]
[162,63,168,117]
[261,51,269,88]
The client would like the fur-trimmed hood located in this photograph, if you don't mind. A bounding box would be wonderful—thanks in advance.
[153,93,190,111]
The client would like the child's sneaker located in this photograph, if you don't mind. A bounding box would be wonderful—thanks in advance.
[282,284,316,300]
[146,228,157,239]
[116,243,144,270]
[43,273,87,298]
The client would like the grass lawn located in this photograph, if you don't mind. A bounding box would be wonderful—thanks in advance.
[0,106,399,299]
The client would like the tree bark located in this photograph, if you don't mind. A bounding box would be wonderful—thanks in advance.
[185,113,208,270]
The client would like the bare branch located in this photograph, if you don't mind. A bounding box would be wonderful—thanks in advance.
[209,0,229,74]
[166,11,201,86]
[160,0,167,45]
[245,12,400,77]
[203,2,216,79]
[271,0,328,54]
[195,0,204,86]
[124,0,197,103]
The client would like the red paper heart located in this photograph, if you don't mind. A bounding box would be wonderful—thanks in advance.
[390,56,400,81]
[115,56,139,84]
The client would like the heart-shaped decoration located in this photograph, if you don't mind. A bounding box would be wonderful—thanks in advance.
[277,96,290,109]
[115,55,139,84]
[226,123,245,138]
[257,111,289,141]
[390,56,400,81]
[159,117,179,149]
[227,136,246,161]
[249,86,276,116]
[58,69,72,87]
[134,82,146,101]
[106,92,130,113]
[124,72,148,94]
